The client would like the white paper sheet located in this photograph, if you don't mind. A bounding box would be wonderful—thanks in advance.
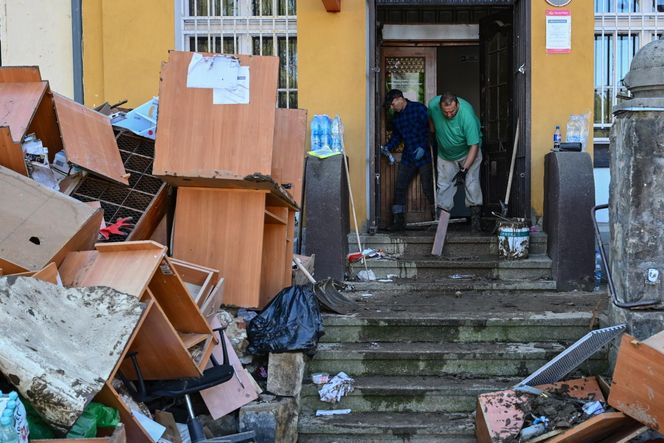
[132,409,166,442]
[213,66,250,105]
[187,53,240,89]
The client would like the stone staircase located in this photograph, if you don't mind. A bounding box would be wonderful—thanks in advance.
[297,230,608,442]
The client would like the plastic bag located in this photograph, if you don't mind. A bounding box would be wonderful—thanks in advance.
[66,402,120,438]
[565,113,591,151]
[247,285,324,356]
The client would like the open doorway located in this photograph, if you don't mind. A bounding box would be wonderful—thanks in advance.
[373,2,529,231]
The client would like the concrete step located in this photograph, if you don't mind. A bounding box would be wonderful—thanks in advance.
[300,375,520,414]
[308,341,608,377]
[346,278,558,293]
[298,411,476,442]
[349,254,553,280]
[320,291,601,343]
[349,231,548,258]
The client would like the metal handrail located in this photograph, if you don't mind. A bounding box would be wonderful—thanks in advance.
[592,204,659,309]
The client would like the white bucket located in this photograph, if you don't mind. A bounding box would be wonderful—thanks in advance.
[498,219,530,259]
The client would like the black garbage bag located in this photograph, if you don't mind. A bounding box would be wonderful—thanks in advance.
[247,285,324,356]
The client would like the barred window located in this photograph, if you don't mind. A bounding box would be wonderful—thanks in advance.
[177,0,297,108]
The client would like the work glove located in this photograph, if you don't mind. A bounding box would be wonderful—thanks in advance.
[452,168,467,187]
[99,217,135,241]
[413,147,425,161]
[380,145,396,166]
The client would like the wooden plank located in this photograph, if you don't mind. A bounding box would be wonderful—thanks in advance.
[29,90,64,163]
[53,93,128,185]
[272,108,308,206]
[59,241,166,297]
[0,82,47,142]
[31,262,59,284]
[153,51,279,179]
[173,188,266,308]
[431,210,450,256]
[265,207,288,224]
[321,0,341,12]
[119,290,201,380]
[547,412,641,443]
[284,209,296,285]
[147,257,213,335]
[609,333,664,430]
[0,66,41,83]
[0,126,28,175]
[169,258,219,307]
[94,383,152,443]
[0,257,28,275]
[0,165,102,270]
[260,221,288,306]
[127,183,169,241]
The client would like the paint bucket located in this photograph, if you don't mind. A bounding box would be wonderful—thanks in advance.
[497,218,529,259]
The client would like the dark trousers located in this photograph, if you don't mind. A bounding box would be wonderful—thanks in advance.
[392,162,435,214]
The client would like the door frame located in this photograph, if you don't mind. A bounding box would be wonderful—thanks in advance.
[367,0,532,231]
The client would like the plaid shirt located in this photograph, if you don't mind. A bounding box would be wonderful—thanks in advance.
[384,99,432,167]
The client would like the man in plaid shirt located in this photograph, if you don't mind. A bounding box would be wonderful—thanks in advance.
[381,89,434,231]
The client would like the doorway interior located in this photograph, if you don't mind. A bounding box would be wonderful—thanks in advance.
[373,2,529,231]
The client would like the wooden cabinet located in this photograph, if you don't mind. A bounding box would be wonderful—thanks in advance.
[59,241,218,442]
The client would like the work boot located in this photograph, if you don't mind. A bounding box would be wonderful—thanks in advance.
[389,213,406,231]
[470,206,482,233]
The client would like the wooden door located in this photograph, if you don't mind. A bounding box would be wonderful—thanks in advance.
[480,13,514,215]
[379,46,437,228]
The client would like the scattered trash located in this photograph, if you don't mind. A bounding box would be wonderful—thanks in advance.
[519,416,548,440]
[377,279,393,283]
[315,409,351,416]
[237,308,258,323]
[357,270,377,281]
[319,372,355,404]
[582,400,604,417]
[311,373,330,385]
[360,293,373,298]
[449,274,475,280]
[386,274,398,279]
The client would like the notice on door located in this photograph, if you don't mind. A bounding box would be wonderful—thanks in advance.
[546,10,572,54]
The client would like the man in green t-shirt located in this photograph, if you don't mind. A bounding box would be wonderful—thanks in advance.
[428,92,483,233]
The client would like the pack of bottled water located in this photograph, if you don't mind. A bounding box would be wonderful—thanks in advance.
[0,391,28,443]
[310,114,344,155]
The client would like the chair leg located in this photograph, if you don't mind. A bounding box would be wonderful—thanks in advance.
[185,394,206,443]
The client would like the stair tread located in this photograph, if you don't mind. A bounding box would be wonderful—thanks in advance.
[345,279,557,291]
[352,254,552,268]
[302,375,521,395]
[316,341,566,357]
[299,411,475,435]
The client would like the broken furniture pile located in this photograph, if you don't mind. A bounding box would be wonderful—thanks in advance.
[0,51,307,442]
[476,327,664,442]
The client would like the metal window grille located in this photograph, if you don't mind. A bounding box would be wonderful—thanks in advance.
[176,0,297,108]
[594,0,664,142]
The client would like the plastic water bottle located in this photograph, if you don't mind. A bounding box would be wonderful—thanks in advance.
[331,116,342,152]
[319,115,331,149]
[0,416,18,443]
[553,125,562,150]
[594,248,603,291]
[310,115,321,151]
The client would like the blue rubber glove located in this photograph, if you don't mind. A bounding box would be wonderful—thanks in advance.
[380,145,396,166]
[414,147,425,161]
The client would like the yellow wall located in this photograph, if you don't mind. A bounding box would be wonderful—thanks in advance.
[530,2,594,216]
[0,0,74,97]
[298,2,368,223]
[82,0,174,108]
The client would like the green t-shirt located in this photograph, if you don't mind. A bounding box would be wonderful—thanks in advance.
[428,96,482,161]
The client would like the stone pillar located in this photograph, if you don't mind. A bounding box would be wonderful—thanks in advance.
[609,40,664,341]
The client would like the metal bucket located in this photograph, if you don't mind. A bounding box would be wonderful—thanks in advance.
[498,218,529,259]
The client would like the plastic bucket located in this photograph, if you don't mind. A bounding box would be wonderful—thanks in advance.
[498,219,529,259]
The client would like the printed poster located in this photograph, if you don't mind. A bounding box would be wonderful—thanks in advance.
[546,10,572,54]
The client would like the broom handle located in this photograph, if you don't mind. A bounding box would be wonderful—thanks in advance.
[293,257,316,284]
[504,118,520,206]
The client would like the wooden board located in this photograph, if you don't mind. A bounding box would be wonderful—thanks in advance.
[169,257,219,307]
[0,165,102,270]
[431,210,450,256]
[53,93,128,185]
[173,188,266,308]
[272,108,308,206]
[0,126,28,175]
[609,333,664,430]
[0,257,28,275]
[547,412,642,443]
[147,257,213,335]
[59,241,166,297]
[0,278,143,432]
[29,90,64,164]
[153,51,279,179]
[94,384,152,443]
[0,81,47,142]
[127,183,169,241]
[260,221,289,306]
[32,262,60,284]
[118,291,201,380]
[0,66,41,83]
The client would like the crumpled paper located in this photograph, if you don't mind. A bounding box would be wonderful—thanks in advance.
[318,372,355,403]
